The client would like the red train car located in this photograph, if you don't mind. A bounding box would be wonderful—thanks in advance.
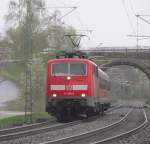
[46,52,111,121]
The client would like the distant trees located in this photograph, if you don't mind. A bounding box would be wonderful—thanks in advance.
[0,0,76,61]
[0,0,77,111]
[108,66,150,100]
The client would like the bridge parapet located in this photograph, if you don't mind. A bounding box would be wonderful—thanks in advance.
[85,48,150,59]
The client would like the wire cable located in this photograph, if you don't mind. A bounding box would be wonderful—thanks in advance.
[129,0,136,15]
[121,0,136,34]
[138,16,150,25]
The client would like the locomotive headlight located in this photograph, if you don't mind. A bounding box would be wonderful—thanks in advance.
[81,93,86,97]
[52,93,57,97]
[67,76,71,80]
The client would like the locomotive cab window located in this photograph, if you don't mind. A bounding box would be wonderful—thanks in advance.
[70,63,86,75]
[52,63,86,76]
[52,63,68,75]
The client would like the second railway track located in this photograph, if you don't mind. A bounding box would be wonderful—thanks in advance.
[40,108,147,144]
[0,119,81,142]
[0,106,132,143]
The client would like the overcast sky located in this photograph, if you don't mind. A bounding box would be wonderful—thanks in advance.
[0,0,150,47]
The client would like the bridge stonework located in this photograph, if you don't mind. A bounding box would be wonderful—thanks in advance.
[87,48,150,79]
[1,48,150,79]
[94,58,150,80]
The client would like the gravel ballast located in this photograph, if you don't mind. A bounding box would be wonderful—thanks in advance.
[0,108,130,144]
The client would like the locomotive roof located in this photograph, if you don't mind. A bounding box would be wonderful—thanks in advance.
[47,58,92,63]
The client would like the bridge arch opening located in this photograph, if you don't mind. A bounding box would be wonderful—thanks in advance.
[101,60,150,80]
[100,61,150,105]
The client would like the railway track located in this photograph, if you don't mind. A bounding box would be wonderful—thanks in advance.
[0,119,81,142]
[0,119,57,135]
[0,106,131,143]
[40,108,147,144]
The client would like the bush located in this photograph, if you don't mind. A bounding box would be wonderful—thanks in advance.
[0,112,50,129]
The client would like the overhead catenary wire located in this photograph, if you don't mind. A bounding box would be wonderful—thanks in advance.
[38,6,77,21]
[59,0,68,7]
[44,0,91,47]
[129,0,136,16]
[129,0,141,45]
[134,15,150,43]
[138,16,150,25]
[75,15,93,46]
[127,0,150,46]
[121,0,136,34]
[60,7,77,19]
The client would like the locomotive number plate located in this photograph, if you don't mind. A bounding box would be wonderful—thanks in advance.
[65,85,73,91]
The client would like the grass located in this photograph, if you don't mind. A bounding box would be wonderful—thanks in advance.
[0,112,51,129]
[0,63,24,85]
[0,54,54,112]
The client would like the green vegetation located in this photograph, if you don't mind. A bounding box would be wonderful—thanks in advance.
[0,112,50,129]
[0,0,77,112]
[0,63,24,85]
[109,66,150,102]
[0,54,47,111]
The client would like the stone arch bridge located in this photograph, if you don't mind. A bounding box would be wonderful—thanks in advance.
[1,47,150,79]
[87,48,150,80]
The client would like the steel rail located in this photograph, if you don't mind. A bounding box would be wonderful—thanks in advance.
[0,106,121,142]
[0,119,57,135]
[91,108,148,144]
[0,120,81,142]
[0,106,129,143]
[40,109,132,144]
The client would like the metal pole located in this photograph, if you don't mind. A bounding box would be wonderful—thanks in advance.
[25,67,28,123]
[28,0,33,123]
[24,0,33,123]
[29,62,32,123]
[136,15,139,55]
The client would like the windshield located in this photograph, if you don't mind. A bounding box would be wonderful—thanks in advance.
[52,63,68,75]
[70,63,86,75]
[52,63,86,76]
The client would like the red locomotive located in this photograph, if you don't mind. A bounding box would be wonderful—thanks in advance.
[46,51,111,121]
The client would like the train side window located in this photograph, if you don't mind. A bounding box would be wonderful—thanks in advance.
[105,81,110,90]
[101,79,105,89]
[99,80,102,88]
[99,78,106,89]
[108,82,111,90]
[93,65,98,77]
[103,80,106,89]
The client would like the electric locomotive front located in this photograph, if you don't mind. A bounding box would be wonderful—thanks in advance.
[47,59,91,96]
[45,51,111,121]
[46,53,93,121]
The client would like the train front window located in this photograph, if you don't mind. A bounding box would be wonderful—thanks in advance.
[52,63,68,75]
[70,63,86,75]
[52,63,86,76]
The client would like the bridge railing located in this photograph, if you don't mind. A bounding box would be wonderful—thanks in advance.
[81,48,150,58]
[82,48,150,53]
